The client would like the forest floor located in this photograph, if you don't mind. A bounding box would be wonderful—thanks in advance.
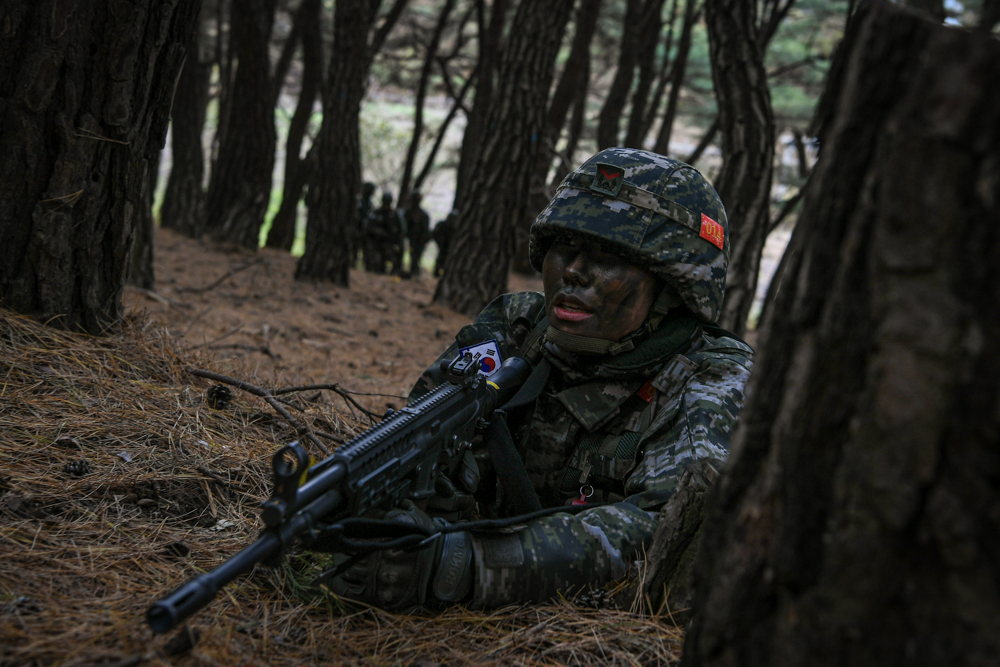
[0,228,685,666]
[122,227,519,412]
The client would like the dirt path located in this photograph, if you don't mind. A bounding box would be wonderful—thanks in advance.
[124,228,542,412]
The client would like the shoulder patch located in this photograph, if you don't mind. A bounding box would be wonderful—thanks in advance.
[458,339,503,376]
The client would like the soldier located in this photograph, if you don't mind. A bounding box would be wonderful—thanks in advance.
[432,210,456,277]
[365,191,403,274]
[331,148,753,609]
[355,182,376,267]
[403,191,431,277]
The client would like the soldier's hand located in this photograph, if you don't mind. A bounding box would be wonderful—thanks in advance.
[325,501,473,610]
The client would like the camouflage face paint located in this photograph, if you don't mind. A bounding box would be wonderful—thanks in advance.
[542,236,658,342]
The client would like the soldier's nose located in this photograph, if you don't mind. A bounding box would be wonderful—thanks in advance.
[563,253,591,287]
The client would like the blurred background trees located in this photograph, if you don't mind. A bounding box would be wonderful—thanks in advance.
[3,0,995,332]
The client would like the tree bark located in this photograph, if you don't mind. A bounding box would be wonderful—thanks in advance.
[550,69,590,188]
[0,0,199,334]
[127,154,160,290]
[635,0,678,142]
[652,0,699,155]
[266,0,323,250]
[642,458,723,621]
[202,0,276,248]
[706,0,775,337]
[434,0,575,316]
[160,8,211,238]
[453,0,508,213]
[624,0,667,148]
[398,0,456,204]
[682,4,1000,666]
[595,0,643,150]
[294,0,380,285]
[512,0,603,275]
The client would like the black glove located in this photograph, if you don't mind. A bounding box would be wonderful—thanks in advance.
[324,501,473,610]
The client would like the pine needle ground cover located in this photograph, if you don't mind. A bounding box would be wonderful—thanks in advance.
[0,308,683,666]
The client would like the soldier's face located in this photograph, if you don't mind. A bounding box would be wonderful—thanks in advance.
[542,235,658,342]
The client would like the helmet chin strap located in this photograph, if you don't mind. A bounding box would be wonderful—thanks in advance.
[545,288,681,356]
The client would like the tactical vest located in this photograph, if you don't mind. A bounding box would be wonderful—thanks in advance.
[507,318,704,508]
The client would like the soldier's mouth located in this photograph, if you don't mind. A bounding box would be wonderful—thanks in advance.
[552,296,595,322]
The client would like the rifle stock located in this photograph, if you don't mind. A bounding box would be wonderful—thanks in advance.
[147,355,531,633]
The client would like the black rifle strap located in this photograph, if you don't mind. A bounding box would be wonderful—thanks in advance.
[484,357,551,515]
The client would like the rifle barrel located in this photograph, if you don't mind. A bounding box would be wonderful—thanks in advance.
[147,488,343,633]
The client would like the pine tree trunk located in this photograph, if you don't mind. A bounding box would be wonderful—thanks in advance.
[511,0,602,275]
[652,0,699,155]
[127,155,160,290]
[202,0,275,248]
[160,10,211,238]
[294,0,378,285]
[453,0,508,213]
[399,0,455,206]
[0,0,199,334]
[596,0,643,150]
[266,0,322,251]
[706,0,774,337]
[433,0,575,317]
[635,0,678,143]
[682,4,1000,666]
[624,0,667,148]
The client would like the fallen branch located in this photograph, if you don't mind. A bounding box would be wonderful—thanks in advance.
[125,286,191,310]
[208,343,279,359]
[176,258,265,294]
[186,368,330,456]
[272,383,401,421]
[196,465,236,490]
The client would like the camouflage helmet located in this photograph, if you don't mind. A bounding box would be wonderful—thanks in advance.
[529,147,729,324]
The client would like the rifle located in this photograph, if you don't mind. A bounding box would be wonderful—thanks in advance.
[147,354,532,634]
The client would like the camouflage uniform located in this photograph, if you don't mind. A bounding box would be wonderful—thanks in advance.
[365,196,403,275]
[432,211,456,277]
[337,148,752,610]
[404,197,431,276]
[408,291,752,606]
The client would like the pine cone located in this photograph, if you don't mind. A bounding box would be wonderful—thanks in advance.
[63,459,91,477]
[206,384,233,410]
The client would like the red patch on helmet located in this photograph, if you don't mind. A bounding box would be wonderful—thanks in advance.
[700,213,725,250]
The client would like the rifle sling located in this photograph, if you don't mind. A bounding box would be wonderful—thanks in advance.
[484,357,551,515]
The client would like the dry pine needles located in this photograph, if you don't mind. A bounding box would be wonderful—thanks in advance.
[0,307,683,666]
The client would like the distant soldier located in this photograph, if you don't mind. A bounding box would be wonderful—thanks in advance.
[432,210,457,277]
[403,191,431,277]
[366,192,402,274]
[355,182,376,267]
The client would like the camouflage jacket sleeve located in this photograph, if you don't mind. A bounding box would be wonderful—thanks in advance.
[407,291,545,402]
[468,503,656,608]
[622,334,753,509]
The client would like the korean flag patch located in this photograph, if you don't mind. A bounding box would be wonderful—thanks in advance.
[459,339,503,377]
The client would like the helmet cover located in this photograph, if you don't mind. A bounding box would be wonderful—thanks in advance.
[529,147,729,323]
